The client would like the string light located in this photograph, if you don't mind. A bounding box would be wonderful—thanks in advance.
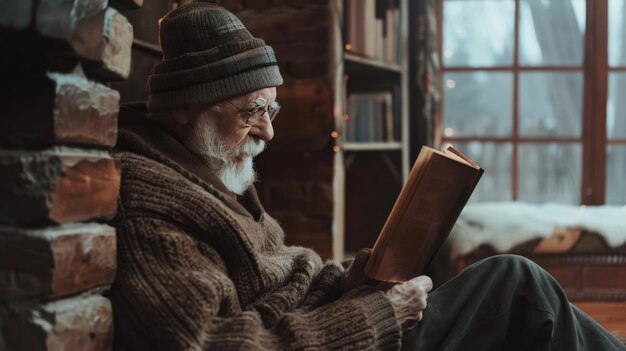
[342,113,349,121]
[333,145,341,153]
[345,43,352,51]
[331,131,339,138]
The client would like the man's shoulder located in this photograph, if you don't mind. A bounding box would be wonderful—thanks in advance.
[111,102,182,183]
[113,102,167,166]
[113,148,183,191]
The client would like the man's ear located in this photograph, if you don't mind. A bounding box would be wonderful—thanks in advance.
[172,109,190,125]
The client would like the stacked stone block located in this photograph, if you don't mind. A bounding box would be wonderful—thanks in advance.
[0,0,135,349]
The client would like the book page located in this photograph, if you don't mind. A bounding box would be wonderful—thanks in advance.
[443,145,479,169]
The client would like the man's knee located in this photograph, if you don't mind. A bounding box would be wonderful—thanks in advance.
[485,254,535,266]
[470,254,540,278]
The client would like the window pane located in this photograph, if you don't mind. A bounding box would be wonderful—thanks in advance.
[607,73,626,139]
[443,72,513,136]
[519,0,586,66]
[519,72,583,137]
[518,143,581,204]
[609,0,626,67]
[443,0,514,67]
[606,145,626,205]
[452,142,512,202]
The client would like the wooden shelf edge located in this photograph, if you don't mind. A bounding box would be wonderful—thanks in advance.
[342,142,403,151]
[344,53,402,73]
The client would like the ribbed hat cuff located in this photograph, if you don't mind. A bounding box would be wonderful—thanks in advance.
[149,46,278,93]
[146,65,283,112]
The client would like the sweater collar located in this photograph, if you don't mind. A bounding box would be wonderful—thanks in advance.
[116,102,265,220]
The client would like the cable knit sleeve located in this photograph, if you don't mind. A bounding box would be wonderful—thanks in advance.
[111,216,401,351]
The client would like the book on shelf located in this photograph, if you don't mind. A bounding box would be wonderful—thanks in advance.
[345,92,394,143]
[345,0,401,64]
[364,145,484,282]
[391,85,401,141]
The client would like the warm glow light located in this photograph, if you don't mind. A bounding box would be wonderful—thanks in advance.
[444,49,453,58]
[331,131,339,138]
[443,127,454,137]
[342,114,349,121]
[345,43,352,51]
[446,79,456,89]
[343,74,350,81]
[333,145,341,153]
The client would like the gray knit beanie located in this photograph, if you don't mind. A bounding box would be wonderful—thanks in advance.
[147,2,283,112]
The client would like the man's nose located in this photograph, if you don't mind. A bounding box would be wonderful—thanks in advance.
[248,112,274,141]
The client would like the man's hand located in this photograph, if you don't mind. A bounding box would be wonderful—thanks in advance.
[339,248,372,293]
[385,275,433,331]
[339,250,432,331]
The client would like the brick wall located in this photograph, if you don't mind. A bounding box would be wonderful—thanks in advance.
[0,0,137,349]
[223,1,337,259]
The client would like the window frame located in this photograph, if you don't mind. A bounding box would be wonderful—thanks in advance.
[435,0,626,205]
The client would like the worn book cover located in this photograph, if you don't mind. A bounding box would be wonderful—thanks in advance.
[364,145,484,282]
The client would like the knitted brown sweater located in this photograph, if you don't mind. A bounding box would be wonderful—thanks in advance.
[109,106,402,350]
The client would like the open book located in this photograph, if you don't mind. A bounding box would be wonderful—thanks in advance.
[364,145,484,282]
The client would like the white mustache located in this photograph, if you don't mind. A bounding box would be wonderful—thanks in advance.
[237,137,267,158]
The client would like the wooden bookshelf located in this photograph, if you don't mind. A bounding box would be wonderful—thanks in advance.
[344,53,402,74]
[344,54,402,88]
[332,0,410,259]
[343,142,403,151]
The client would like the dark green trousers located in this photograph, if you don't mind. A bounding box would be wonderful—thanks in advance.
[401,255,625,350]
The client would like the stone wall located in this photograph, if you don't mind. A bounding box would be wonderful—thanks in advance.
[0,0,137,349]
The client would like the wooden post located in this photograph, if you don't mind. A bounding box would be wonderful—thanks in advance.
[0,224,116,300]
[0,66,119,148]
[0,148,121,226]
[0,295,113,351]
[1,0,133,80]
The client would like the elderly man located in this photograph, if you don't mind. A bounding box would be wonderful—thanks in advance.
[110,3,625,350]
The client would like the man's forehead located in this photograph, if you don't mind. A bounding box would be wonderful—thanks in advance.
[231,87,276,107]
[248,96,268,108]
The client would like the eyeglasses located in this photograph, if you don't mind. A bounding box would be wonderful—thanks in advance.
[226,99,281,126]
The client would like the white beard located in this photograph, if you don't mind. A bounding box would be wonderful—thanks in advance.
[183,113,267,195]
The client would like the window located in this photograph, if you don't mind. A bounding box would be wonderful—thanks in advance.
[437,0,626,205]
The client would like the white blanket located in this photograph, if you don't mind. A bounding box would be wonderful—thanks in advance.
[448,202,626,258]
